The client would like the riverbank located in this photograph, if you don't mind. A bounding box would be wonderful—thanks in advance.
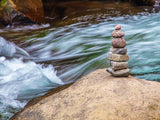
[0,1,154,27]
[51,2,153,26]
[11,69,160,120]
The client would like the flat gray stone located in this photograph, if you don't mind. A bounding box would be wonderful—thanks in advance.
[107,67,131,77]
[110,61,128,70]
[107,52,129,62]
[110,47,127,55]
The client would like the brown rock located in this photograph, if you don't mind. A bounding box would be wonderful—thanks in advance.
[107,67,131,77]
[11,69,160,120]
[107,52,129,62]
[112,30,125,38]
[110,47,127,55]
[12,0,44,23]
[110,61,128,70]
[111,38,126,48]
[115,24,121,30]
[0,0,44,26]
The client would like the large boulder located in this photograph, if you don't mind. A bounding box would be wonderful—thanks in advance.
[0,0,44,26]
[11,0,44,23]
[11,69,160,120]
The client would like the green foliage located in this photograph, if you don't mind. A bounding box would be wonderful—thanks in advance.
[0,0,7,10]
[1,0,7,6]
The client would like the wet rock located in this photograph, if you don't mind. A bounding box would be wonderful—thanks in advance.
[10,69,160,120]
[107,67,130,77]
[110,47,127,55]
[110,61,128,70]
[111,38,126,48]
[107,52,129,62]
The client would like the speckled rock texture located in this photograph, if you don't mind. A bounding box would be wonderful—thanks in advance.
[112,30,125,38]
[11,69,160,120]
[107,52,129,62]
[111,38,126,48]
[110,61,128,70]
[107,67,131,77]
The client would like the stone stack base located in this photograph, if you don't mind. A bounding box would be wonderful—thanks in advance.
[107,49,130,77]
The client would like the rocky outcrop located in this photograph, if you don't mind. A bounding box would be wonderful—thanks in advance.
[11,69,160,120]
[0,0,44,26]
[11,0,44,23]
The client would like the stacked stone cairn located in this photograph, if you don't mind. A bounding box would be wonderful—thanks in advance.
[107,25,131,77]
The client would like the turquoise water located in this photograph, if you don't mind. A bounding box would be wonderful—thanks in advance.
[0,12,160,119]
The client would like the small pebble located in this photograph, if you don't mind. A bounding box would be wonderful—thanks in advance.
[115,24,121,30]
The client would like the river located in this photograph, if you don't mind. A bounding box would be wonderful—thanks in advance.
[0,8,160,120]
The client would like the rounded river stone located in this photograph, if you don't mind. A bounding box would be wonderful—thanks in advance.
[111,38,126,48]
[115,25,121,30]
[112,30,125,38]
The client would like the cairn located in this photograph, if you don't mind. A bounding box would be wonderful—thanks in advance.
[107,25,131,77]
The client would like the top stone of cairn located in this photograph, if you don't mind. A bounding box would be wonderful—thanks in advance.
[115,24,121,30]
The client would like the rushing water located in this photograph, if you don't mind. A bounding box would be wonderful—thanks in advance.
[0,12,160,119]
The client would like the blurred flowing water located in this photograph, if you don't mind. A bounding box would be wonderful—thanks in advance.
[0,12,160,119]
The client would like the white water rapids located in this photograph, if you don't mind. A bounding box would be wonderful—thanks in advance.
[0,37,64,119]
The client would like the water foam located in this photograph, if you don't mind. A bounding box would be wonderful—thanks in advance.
[0,57,63,119]
[0,37,30,58]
